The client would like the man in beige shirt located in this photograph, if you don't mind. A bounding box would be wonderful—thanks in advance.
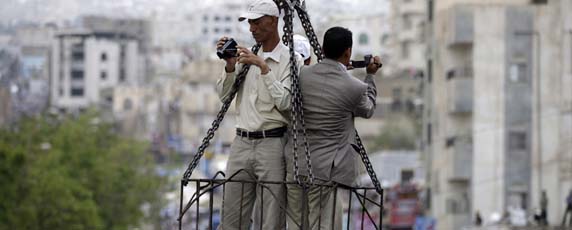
[215,0,303,229]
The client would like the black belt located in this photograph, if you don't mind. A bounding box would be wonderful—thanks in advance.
[236,126,287,139]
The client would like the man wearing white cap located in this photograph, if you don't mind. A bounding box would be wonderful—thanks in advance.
[215,0,303,229]
[294,34,312,65]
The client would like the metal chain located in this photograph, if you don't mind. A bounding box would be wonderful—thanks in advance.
[355,131,383,194]
[182,44,261,184]
[294,4,324,61]
[281,1,315,185]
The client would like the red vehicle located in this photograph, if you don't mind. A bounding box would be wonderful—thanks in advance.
[387,183,420,230]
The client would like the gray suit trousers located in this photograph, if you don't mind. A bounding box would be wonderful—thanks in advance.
[286,173,342,230]
[219,136,287,230]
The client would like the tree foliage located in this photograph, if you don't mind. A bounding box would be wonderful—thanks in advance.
[370,114,419,151]
[0,112,163,230]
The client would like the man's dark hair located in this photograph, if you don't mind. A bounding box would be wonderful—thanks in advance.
[323,27,352,59]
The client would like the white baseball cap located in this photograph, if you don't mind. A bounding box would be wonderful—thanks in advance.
[293,34,311,60]
[239,0,280,21]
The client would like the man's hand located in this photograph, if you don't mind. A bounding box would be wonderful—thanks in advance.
[366,56,382,74]
[217,37,237,72]
[236,46,270,75]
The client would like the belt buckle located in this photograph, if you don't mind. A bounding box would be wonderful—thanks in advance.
[262,130,266,138]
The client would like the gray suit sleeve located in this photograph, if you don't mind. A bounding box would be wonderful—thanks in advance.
[353,74,377,118]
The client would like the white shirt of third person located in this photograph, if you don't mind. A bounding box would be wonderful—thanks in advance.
[216,42,303,131]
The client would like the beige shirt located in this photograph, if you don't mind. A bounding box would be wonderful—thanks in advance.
[216,42,303,131]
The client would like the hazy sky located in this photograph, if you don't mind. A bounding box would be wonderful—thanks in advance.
[0,0,389,25]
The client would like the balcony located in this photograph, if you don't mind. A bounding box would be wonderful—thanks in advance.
[399,1,425,15]
[398,28,418,42]
[447,67,473,114]
[448,138,472,181]
[447,5,473,46]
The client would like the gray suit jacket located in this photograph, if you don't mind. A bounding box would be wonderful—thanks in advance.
[286,58,377,186]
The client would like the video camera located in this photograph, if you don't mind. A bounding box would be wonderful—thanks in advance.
[217,38,239,59]
[349,54,373,68]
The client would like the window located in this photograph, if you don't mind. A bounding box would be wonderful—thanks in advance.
[214,16,221,22]
[401,170,414,183]
[203,15,208,22]
[101,52,107,62]
[381,34,389,45]
[392,88,403,99]
[70,87,84,97]
[71,43,84,60]
[203,28,208,34]
[508,132,527,151]
[428,0,434,22]
[123,98,133,111]
[403,14,412,30]
[119,68,126,82]
[358,33,369,45]
[214,28,220,33]
[509,63,528,83]
[401,41,411,59]
[100,71,107,80]
[106,96,113,104]
[71,70,84,80]
[427,123,432,145]
[225,16,231,22]
[120,44,126,58]
[530,0,547,4]
[225,28,232,33]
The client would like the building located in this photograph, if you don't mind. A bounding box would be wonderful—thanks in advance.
[533,0,572,226]
[0,47,20,125]
[14,25,57,116]
[423,0,571,229]
[50,30,140,113]
[370,151,425,187]
[386,0,427,78]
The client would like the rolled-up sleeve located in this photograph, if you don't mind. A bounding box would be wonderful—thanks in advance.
[354,74,377,118]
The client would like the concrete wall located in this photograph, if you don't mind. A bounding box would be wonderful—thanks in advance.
[472,5,507,224]
[532,0,572,225]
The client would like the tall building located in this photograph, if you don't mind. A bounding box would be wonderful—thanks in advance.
[533,0,572,225]
[386,0,427,78]
[424,0,572,228]
[50,30,140,113]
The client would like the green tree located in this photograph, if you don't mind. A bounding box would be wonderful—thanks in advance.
[0,112,163,230]
[370,114,419,151]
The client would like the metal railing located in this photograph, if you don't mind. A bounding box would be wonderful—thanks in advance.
[178,170,384,230]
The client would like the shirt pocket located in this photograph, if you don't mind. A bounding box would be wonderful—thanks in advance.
[255,78,274,112]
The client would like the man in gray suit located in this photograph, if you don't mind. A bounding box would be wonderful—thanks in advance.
[286,27,381,229]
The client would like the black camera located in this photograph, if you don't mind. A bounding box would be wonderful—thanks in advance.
[349,54,373,68]
[217,38,238,59]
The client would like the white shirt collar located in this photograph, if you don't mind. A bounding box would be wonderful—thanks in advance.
[262,42,286,62]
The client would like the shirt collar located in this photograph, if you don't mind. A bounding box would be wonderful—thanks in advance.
[323,58,348,72]
[262,42,286,62]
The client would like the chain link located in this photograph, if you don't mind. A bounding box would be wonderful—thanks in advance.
[281,2,315,185]
[355,132,383,194]
[182,44,261,184]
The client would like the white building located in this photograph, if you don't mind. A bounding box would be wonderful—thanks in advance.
[386,0,426,77]
[50,30,140,113]
[370,151,425,187]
